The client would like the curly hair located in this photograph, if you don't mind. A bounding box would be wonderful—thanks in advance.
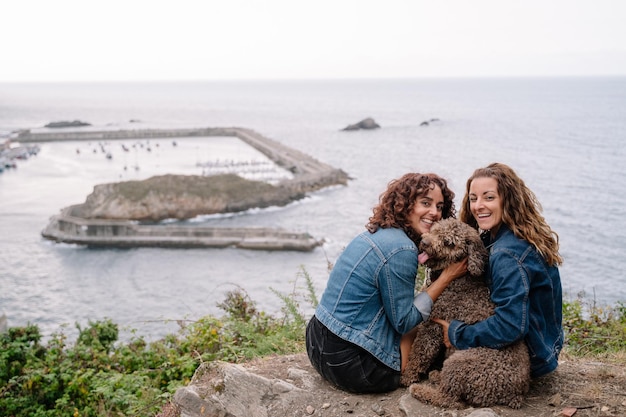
[459,163,562,266]
[366,173,456,244]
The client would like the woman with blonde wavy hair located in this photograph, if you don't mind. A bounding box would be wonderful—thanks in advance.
[306,173,467,393]
[435,163,563,379]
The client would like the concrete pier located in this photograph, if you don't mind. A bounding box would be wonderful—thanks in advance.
[42,207,321,251]
[24,127,348,251]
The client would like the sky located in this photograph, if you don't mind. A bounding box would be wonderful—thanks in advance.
[1,0,625,82]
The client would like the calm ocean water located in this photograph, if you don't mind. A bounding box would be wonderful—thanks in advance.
[1,78,625,341]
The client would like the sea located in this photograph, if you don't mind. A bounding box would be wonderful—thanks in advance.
[1,77,625,342]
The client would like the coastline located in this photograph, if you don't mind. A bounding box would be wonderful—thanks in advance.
[24,127,349,251]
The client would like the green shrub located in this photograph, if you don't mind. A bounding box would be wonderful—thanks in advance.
[0,270,313,417]
[562,295,626,356]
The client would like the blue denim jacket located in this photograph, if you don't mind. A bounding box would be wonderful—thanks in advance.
[448,224,563,378]
[315,228,431,371]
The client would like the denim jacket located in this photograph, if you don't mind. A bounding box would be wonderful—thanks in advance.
[315,228,431,371]
[448,224,564,378]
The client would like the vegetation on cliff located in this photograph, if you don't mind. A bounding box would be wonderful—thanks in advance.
[71,174,305,221]
[0,267,316,417]
[1,269,624,417]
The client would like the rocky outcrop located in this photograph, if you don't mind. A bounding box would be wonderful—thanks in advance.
[175,359,316,417]
[172,353,507,417]
[172,352,626,417]
[420,118,440,127]
[341,117,380,131]
[44,120,91,128]
[70,174,303,221]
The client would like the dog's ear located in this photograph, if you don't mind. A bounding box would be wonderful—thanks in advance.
[466,230,488,277]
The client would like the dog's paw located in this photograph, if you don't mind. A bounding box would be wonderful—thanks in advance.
[428,369,441,384]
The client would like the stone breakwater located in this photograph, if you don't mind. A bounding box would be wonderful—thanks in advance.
[23,127,350,251]
[41,206,321,251]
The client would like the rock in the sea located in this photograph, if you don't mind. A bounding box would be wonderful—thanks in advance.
[45,120,91,128]
[420,118,440,127]
[342,117,381,131]
[70,174,305,221]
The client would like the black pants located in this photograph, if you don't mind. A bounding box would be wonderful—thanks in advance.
[305,315,400,393]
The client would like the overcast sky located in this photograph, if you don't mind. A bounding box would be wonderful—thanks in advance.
[2,0,625,82]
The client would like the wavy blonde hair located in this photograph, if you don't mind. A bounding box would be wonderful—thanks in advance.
[459,163,562,266]
[367,173,456,244]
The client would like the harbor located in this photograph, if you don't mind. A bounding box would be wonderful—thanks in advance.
[18,126,349,251]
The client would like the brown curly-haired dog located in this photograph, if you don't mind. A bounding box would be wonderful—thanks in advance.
[401,218,531,409]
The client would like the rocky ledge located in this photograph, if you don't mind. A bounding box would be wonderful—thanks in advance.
[70,173,304,221]
[167,352,626,417]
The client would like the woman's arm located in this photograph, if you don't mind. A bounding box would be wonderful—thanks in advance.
[411,258,468,323]
[425,258,468,301]
[448,251,529,349]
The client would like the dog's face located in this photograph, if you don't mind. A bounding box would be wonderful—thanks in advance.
[418,218,488,277]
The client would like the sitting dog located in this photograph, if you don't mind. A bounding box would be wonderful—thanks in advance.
[401,218,530,409]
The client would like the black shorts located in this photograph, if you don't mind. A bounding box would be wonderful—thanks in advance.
[305,315,400,393]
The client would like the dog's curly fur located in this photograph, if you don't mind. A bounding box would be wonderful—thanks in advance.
[401,218,531,409]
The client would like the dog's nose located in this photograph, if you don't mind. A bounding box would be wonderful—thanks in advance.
[420,236,431,247]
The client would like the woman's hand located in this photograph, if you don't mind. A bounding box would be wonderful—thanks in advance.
[424,258,468,302]
[432,318,452,348]
[440,258,468,282]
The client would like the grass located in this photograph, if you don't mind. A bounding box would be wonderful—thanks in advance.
[115,174,278,201]
[562,293,626,358]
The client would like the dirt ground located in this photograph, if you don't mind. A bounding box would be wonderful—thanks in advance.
[160,351,626,417]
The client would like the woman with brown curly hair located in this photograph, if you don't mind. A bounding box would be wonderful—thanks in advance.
[306,173,467,393]
[435,163,563,378]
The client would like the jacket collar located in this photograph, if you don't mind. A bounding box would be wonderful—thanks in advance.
[481,223,511,250]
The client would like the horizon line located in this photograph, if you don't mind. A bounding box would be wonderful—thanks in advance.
[1,74,626,84]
